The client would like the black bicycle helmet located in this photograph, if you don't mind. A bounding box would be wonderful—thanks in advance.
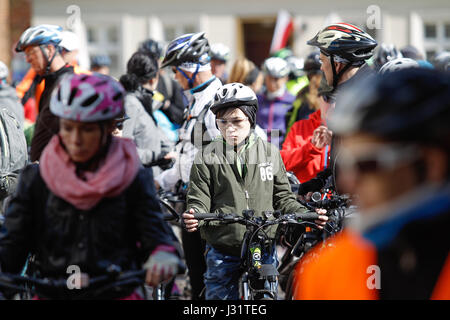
[307,23,377,90]
[161,32,210,68]
[329,68,450,148]
[138,39,164,59]
[373,43,403,71]
[303,50,322,74]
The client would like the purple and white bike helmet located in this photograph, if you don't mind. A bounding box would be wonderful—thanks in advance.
[50,73,125,122]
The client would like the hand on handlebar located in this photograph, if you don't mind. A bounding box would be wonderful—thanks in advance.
[182,208,199,232]
[315,208,328,229]
[143,246,180,287]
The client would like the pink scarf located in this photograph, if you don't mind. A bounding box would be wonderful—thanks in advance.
[40,135,140,210]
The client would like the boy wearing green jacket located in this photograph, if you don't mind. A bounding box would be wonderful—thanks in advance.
[182,83,328,300]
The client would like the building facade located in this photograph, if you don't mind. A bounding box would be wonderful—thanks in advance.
[29,0,450,78]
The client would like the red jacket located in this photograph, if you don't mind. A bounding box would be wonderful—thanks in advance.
[280,109,329,183]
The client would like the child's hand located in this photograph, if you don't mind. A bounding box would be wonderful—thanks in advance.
[182,209,199,232]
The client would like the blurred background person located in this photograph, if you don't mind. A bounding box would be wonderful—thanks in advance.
[256,56,294,148]
[281,79,333,183]
[272,48,309,97]
[138,39,187,127]
[286,50,323,133]
[372,43,403,72]
[295,68,450,300]
[0,63,28,215]
[119,51,176,177]
[0,61,24,126]
[432,51,450,72]
[90,54,111,75]
[15,24,74,162]
[209,43,230,84]
[228,56,264,94]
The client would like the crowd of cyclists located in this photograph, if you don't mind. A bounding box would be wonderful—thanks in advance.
[0,20,448,300]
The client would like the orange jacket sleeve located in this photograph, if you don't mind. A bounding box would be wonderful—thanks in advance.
[15,69,37,99]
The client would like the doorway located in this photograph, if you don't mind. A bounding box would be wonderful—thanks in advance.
[240,17,294,68]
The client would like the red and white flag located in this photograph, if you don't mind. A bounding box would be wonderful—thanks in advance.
[270,10,294,54]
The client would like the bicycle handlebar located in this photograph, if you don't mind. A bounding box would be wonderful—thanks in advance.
[192,211,320,223]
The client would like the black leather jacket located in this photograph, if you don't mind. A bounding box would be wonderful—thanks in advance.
[0,164,176,298]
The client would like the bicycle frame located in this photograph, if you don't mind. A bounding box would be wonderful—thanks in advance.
[192,210,319,300]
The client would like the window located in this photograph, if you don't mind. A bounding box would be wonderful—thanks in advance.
[445,23,450,39]
[424,24,437,38]
[107,26,119,44]
[163,21,198,42]
[87,27,97,43]
[423,20,450,60]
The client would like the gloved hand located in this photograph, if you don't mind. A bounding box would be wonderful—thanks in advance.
[143,245,180,287]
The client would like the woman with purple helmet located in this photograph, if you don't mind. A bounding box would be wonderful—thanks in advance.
[0,73,181,299]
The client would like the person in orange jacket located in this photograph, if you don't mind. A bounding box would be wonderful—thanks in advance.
[280,79,333,183]
[293,68,450,300]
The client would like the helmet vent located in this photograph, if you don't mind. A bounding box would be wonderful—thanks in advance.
[68,87,78,106]
[81,93,100,107]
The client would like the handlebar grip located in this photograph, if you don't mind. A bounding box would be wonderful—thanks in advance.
[295,211,320,221]
[192,213,220,220]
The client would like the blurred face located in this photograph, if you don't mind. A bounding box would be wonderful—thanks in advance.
[211,59,226,79]
[265,75,287,93]
[92,66,110,75]
[319,52,333,86]
[59,119,108,163]
[62,49,78,65]
[216,108,251,146]
[24,45,49,75]
[337,134,420,211]
[172,67,190,90]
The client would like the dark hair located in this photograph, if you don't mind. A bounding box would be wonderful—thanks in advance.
[119,52,159,92]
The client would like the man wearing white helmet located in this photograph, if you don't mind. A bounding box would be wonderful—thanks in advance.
[15,24,74,162]
[256,56,295,148]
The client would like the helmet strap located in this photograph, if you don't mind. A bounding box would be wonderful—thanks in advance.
[39,45,58,76]
[177,64,200,89]
[330,55,353,91]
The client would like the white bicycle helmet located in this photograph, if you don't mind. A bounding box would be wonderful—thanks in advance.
[211,83,259,127]
[378,58,420,75]
[211,83,258,111]
[59,30,80,52]
[0,61,8,80]
[210,43,230,62]
[15,24,63,52]
[262,57,290,78]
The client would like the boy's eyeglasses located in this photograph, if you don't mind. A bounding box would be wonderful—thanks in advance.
[216,117,249,128]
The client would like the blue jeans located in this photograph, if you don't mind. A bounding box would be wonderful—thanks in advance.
[204,244,278,300]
